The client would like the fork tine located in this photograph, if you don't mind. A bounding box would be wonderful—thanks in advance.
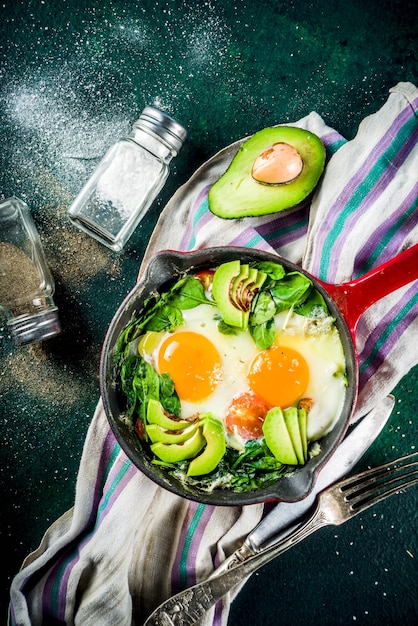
[339,452,418,514]
[143,453,418,626]
[342,452,418,496]
[348,473,418,513]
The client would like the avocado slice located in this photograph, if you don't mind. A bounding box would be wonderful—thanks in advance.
[283,407,305,465]
[238,267,267,311]
[146,422,198,444]
[146,398,191,430]
[298,407,308,462]
[187,416,226,476]
[212,260,246,328]
[240,267,258,298]
[212,261,266,329]
[262,407,298,465]
[208,126,326,219]
[231,264,250,306]
[151,428,206,463]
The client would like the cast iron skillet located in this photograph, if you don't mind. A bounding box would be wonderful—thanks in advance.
[100,244,418,506]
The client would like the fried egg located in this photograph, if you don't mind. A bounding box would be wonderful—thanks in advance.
[272,310,347,440]
[139,303,346,444]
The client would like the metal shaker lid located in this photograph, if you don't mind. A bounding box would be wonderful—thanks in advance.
[135,106,187,153]
[9,309,62,346]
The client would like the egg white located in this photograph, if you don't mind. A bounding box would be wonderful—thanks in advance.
[150,303,259,421]
[274,311,347,439]
[144,304,346,442]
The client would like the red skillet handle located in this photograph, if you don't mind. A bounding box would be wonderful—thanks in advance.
[318,242,418,340]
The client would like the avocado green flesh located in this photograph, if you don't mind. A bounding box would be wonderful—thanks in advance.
[212,260,246,328]
[298,408,308,461]
[208,126,326,219]
[240,267,258,298]
[146,422,198,444]
[187,417,226,476]
[284,407,305,465]
[231,264,250,305]
[147,398,191,430]
[263,407,299,465]
[262,406,309,465]
[151,429,206,463]
[212,260,267,329]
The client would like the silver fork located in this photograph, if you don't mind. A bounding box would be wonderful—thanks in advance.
[143,452,418,626]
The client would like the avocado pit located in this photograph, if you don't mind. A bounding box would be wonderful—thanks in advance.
[252,142,303,185]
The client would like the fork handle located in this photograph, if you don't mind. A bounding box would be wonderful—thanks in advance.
[144,506,328,626]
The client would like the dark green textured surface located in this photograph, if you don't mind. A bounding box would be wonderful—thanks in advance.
[0,0,417,624]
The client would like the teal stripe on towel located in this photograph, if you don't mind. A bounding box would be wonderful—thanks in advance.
[319,115,416,279]
[50,441,126,617]
[178,503,206,588]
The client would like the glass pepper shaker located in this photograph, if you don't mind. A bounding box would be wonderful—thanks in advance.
[68,106,187,252]
[0,197,61,346]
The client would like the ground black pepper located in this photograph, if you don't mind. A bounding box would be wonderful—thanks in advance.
[0,242,41,309]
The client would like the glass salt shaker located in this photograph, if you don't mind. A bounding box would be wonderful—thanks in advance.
[67,106,187,252]
[0,197,61,346]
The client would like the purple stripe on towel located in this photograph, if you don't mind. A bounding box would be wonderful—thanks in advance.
[55,460,137,620]
[358,282,418,389]
[44,432,135,621]
[310,101,415,278]
[228,227,275,251]
[186,504,216,588]
[326,130,417,281]
[171,502,217,594]
[353,181,418,274]
[89,428,120,518]
[256,205,310,251]
[179,185,211,250]
[321,129,346,147]
[171,502,200,592]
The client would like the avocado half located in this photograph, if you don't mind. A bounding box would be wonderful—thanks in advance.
[208,126,326,219]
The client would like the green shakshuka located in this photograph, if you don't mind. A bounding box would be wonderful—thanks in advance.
[113,259,347,492]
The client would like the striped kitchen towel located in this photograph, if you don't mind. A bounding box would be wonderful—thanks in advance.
[9,81,418,626]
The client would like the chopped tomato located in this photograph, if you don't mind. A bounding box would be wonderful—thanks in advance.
[194,269,215,291]
[135,418,146,440]
[299,397,314,412]
[225,391,271,440]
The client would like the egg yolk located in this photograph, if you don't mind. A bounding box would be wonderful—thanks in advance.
[247,345,309,408]
[157,331,223,403]
[225,391,271,440]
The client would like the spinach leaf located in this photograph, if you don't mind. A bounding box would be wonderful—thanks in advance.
[159,372,181,415]
[132,275,213,333]
[159,371,176,397]
[113,318,143,363]
[143,303,184,332]
[132,359,160,403]
[271,271,312,309]
[169,275,213,309]
[250,291,276,326]
[250,318,276,350]
[253,261,286,280]
[217,319,239,335]
[249,291,277,350]
[161,394,181,416]
[119,358,137,415]
[295,288,330,318]
[118,352,181,424]
[173,438,292,493]
[131,293,168,331]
